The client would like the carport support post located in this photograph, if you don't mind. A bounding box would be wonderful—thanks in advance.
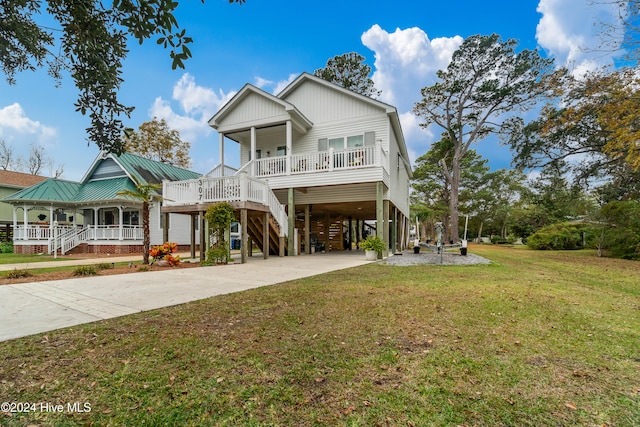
[287,188,295,256]
[376,182,384,259]
[383,200,390,258]
[199,211,206,262]
[190,214,196,259]
[263,212,270,259]
[304,204,310,254]
[391,207,397,254]
[240,208,248,264]
[163,212,169,243]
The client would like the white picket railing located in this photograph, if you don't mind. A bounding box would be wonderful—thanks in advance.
[163,174,288,237]
[254,145,381,177]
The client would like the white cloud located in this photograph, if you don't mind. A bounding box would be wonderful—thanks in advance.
[273,74,299,95]
[0,103,57,144]
[361,25,462,162]
[149,73,236,144]
[536,0,624,75]
[361,25,463,110]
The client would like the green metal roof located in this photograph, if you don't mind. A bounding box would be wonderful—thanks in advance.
[4,152,201,206]
[3,179,81,203]
[111,152,201,185]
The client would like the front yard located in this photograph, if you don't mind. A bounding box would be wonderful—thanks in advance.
[0,245,638,426]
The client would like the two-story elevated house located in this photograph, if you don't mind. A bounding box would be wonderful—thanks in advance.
[162,73,412,262]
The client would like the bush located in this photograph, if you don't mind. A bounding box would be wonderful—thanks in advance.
[207,246,230,264]
[594,201,640,260]
[0,241,14,253]
[6,268,32,279]
[96,263,114,270]
[73,266,98,276]
[361,235,386,253]
[527,222,594,250]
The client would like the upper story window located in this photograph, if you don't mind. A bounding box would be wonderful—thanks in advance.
[320,132,374,151]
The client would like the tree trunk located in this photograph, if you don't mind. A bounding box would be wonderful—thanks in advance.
[449,154,462,242]
[477,220,484,243]
[142,201,150,264]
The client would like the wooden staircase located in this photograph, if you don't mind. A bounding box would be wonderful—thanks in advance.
[246,214,284,255]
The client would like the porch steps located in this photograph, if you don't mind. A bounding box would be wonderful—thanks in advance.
[246,215,283,256]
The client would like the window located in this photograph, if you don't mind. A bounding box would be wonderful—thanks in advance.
[347,135,364,148]
[277,146,287,156]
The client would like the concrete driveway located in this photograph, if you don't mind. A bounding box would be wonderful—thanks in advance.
[0,252,372,342]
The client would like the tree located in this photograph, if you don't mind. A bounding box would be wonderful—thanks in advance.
[413,34,555,241]
[508,68,640,183]
[314,52,381,98]
[0,140,18,170]
[592,0,640,62]
[123,118,191,168]
[117,178,162,264]
[1,0,244,155]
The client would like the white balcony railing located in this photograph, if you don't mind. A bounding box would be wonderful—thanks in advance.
[254,145,382,178]
[163,174,288,237]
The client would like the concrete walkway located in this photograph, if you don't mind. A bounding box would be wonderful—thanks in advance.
[0,252,372,342]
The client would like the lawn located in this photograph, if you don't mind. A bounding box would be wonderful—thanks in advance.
[0,245,638,426]
[0,253,76,264]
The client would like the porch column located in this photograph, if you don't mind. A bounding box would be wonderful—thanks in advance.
[304,204,310,255]
[250,126,257,176]
[263,211,270,259]
[286,120,292,175]
[376,182,384,259]
[93,208,99,240]
[49,206,54,233]
[287,187,295,256]
[12,207,17,237]
[22,205,28,240]
[118,206,124,240]
[219,132,225,170]
[240,208,248,264]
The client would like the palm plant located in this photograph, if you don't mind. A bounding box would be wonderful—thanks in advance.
[117,177,162,264]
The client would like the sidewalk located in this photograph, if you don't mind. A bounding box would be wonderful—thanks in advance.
[0,252,372,342]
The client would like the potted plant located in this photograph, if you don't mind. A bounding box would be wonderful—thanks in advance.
[361,235,385,260]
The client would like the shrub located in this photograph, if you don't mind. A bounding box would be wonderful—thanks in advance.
[207,246,230,264]
[96,263,114,270]
[0,241,14,253]
[73,266,98,276]
[6,268,32,279]
[361,235,386,253]
[149,242,181,266]
[527,222,594,250]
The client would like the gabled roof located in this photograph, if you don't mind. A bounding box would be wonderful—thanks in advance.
[208,83,313,133]
[0,170,47,189]
[4,151,201,206]
[277,73,411,175]
[82,151,201,185]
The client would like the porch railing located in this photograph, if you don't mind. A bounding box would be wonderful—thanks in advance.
[15,224,143,243]
[163,174,288,237]
[254,144,383,178]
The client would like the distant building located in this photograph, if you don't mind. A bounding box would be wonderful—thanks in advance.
[0,170,48,242]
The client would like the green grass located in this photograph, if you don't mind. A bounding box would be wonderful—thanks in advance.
[0,245,638,426]
[0,253,76,264]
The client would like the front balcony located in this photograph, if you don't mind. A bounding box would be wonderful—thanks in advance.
[252,145,384,177]
[14,224,144,242]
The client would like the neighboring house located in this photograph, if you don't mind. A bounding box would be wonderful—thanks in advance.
[4,152,201,255]
[163,72,412,262]
[0,170,48,242]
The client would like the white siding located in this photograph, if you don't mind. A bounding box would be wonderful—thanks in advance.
[273,183,377,205]
[220,92,288,130]
[283,80,384,123]
[150,204,199,246]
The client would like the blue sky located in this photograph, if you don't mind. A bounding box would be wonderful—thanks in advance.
[0,0,626,181]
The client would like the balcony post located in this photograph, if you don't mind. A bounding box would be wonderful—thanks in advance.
[22,205,28,240]
[286,120,292,175]
[251,126,257,176]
